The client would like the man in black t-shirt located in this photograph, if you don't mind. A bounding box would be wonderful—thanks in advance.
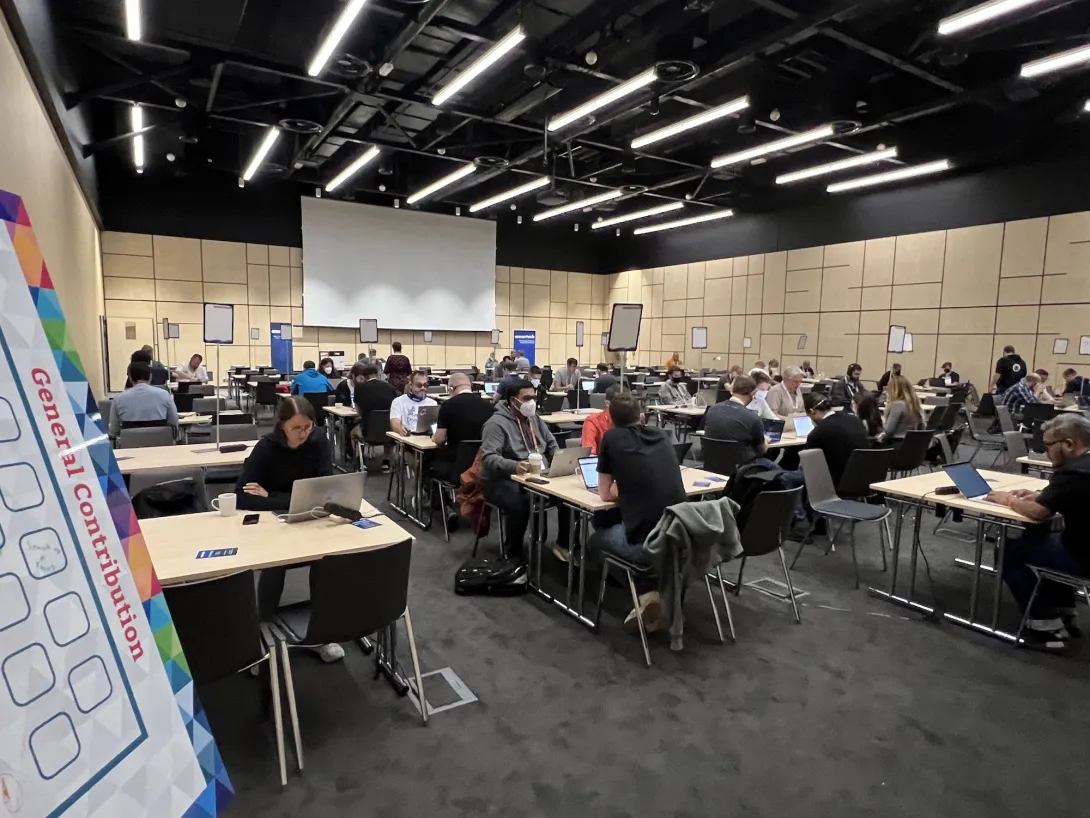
[352,364,398,472]
[803,395,870,486]
[434,373,494,481]
[591,393,686,632]
[992,344,1027,394]
[987,414,1090,650]
[593,362,618,394]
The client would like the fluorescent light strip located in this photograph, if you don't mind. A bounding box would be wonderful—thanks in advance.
[631,95,749,150]
[242,128,282,181]
[591,202,684,229]
[326,146,380,192]
[131,104,144,171]
[1020,42,1090,78]
[469,176,550,213]
[633,209,733,235]
[308,0,369,77]
[433,26,526,106]
[710,125,834,169]
[125,0,142,41]
[406,163,476,204]
[776,147,898,185]
[548,69,657,132]
[533,189,623,221]
[938,0,1048,35]
[827,160,951,193]
[1085,99,1090,112]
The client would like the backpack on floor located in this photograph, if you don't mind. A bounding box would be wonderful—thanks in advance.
[454,557,528,596]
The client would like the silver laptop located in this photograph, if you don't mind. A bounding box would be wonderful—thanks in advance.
[785,414,814,437]
[287,473,365,519]
[545,446,591,477]
[413,404,440,434]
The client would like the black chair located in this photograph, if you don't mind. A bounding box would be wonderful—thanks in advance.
[269,541,426,727]
[304,392,333,426]
[218,412,255,425]
[713,486,805,625]
[715,388,730,404]
[358,410,392,464]
[117,426,176,448]
[594,550,659,667]
[673,441,693,465]
[254,381,279,419]
[1015,566,1090,648]
[434,440,482,542]
[700,438,747,479]
[836,447,895,499]
[925,405,947,430]
[120,419,171,429]
[164,571,299,786]
[1021,403,1057,427]
[173,392,196,413]
[888,429,934,478]
[938,401,964,432]
[975,392,996,417]
[192,397,226,414]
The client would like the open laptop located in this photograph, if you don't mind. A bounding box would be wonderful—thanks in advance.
[581,380,594,392]
[786,414,814,438]
[577,455,600,494]
[483,381,498,395]
[412,405,440,434]
[287,473,365,519]
[942,462,1000,503]
[546,446,591,477]
[762,418,786,443]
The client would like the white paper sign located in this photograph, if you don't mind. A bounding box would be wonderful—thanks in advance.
[1054,338,1069,355]
[1080,336,1090,356]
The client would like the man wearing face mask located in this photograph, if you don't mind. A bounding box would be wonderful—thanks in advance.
[290,360,335,396]
[389,371,438,436]
[480,380,567,560]
[659,365,692,406]
[937,362,960,385]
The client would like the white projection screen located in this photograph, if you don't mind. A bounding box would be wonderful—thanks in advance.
[301,197,497,331]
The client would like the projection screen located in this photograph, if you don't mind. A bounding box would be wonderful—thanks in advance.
[301,197,497,331]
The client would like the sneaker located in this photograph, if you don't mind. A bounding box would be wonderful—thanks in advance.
[312,643,345,663]
[1019,629,1068,652]
[1061,617,1084,639]
[552,545,571,563]
[381,461,391,474]
[623,591,664,634]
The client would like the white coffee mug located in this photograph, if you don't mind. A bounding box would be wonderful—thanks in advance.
[528,452,544,474]
[211,493,237,516]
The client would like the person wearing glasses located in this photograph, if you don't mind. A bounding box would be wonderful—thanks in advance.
[987,414,1090,651]
[234,397,343,662]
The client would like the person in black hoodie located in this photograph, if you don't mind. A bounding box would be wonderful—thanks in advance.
[235,397,343,662]
[351,364,398,472]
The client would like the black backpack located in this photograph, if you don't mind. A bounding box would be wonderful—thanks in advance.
[454,557,528,596]
[726,459,792,532]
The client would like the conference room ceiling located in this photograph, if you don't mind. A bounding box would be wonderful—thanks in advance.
[54,0,1090,226]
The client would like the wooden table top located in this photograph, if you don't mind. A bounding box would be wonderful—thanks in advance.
[114,441,258,474]
[1016,454,1053,469]
[540,409,602,424]
[870,469,1048,523]
[386,431,440,450]
[513,466,727,512]
[141,498,411,585]
[177,409,246,426]
[323,404,359,418]
[652,404,707,417]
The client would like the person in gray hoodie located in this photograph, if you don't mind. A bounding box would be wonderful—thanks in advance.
[480,378,566,559]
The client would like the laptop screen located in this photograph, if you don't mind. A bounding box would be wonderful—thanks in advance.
[793,416,814,438]
[581,381,593,392]
[484,382,497,394]
[943,463,992,499]
[762,418,785,441]
[578,456,599,490]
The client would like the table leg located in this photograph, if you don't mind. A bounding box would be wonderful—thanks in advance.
[373,624,410,696]
[576,511,588,618]
[868,499,935,617]
[989,525,1008,631]
[908,502,922,600]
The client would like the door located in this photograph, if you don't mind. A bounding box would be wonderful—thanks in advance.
[104,316,156,392]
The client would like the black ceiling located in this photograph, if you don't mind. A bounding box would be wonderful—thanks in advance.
[42,0,1090,228]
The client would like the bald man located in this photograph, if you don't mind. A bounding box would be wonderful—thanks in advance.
[434,372,495,481]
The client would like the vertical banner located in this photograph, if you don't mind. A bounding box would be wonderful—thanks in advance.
[513,329,536,366]
[270,323,293,373]
[0,189,231,816]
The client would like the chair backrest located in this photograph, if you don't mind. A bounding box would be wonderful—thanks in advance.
[917,379,929,387]
[889,428,934,471]
[836,447,894,498]
[564,436,584,449]
[996,404,1016,433]
[214,425,261,443]
[799,448,839,505]
[163,571,265,682]
[255,381,278,404]
[173,392,196,413]
[589,393,607,409]
[190,384,216,396]
[701,437,748,478]
[923,395,950,407]
[975,392,996,417]
[1004,430,1029,469]
[938,401,963,431]
[673,441,692,465]
[128,467,207,502]
[303,540,412,644]
[365,409,392,444]
[544,393,565,414]
[192,397,225,414]
[120,418,171,429]
[96,398,113,429]
[426,386,445,394]
[1022,403,1057,425]
[305,392,332,424]
[715,388,730,404]
[117,426,175,448]
[217,412,255,425]
[740,486,805,556]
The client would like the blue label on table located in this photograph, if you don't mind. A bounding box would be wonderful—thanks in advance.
[693,480,712,487]
[195,548,238,559]
[707,476,727,483]
[352,519,381,530]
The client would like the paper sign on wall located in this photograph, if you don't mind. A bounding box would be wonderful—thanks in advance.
[691,327,708,350]
[904,333,914,353]
[743,337,752,348]
[0,188,231,815]
[1054,338,1069,355]
[887,325,906,354]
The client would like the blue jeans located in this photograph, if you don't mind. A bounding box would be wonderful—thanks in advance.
[779,469,808,525]
[588,523,655,593]
[1002,530,1084,624]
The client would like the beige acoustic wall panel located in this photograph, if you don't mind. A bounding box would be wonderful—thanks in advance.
[1000,217,1047,279]
[941,224,1003,307]
[1042,211,1090,303]
[102,231,152,256]
[893,230,946,285]
[154,236,203,281]
[820,241,864,312]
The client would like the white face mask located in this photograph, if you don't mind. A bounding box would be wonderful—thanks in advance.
[531,379,541,387]
[518,399,537,418]
[323,367,332,374]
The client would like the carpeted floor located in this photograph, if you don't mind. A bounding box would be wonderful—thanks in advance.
[196,441,1090,817]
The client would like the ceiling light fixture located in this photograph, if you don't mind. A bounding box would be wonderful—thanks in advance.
[131,104,144,172]
[469,176,550,213]
[548,68,657,132]
[827,159,951,193]
[633,209,734,235]
[533,189,623,221]
[125,0,142,41]
[776,147,898,185]
[1085,99,1090,112]
[710,124,835,169]
[938,0,1049,35]
[1020,42,1090,79]
[631,95,749,150]
[433,26,526,106]
[325,145,380,192]
[307,0,369,77]
[406,163,476,204]
[591,201,684,229]
[242,127,281,182]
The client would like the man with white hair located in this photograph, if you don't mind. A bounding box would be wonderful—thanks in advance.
[765,365,806,418]
[433,373,494,482]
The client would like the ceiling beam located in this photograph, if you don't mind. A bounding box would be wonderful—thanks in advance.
[64,63,195,109]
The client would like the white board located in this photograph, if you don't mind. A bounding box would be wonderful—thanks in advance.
[607,303,643,351]
[203,303,234,345]
[359,319,379,344]
[575,321,584,348]
[691,326,708,350]
[887,325,906,354]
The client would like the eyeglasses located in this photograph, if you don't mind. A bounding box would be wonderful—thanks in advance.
[286,423,314,436]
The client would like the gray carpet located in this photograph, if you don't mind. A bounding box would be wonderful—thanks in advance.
[197,442,1090,817]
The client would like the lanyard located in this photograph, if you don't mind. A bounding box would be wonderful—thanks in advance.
[515,413,538,452]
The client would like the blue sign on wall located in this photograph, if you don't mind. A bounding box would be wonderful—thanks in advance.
[270,323,293,374]
[513,330,536,366]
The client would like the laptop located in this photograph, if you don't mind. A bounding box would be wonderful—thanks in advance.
[942,463,1000,503]
[412,405,439,434]
[581,380,594,392]
[762,418,786,443]
[787,414,814,438]
[287,473,365,519]
[483,381,498,395]
[577,455,600,494]
[546,446,591,477]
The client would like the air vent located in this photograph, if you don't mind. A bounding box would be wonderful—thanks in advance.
[328,54,371,78]
[279,118,323,134]
[654,60,699,83]
[537,187,570,206]
[474,156,511,170]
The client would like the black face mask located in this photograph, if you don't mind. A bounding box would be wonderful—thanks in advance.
[671,375,682,382]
